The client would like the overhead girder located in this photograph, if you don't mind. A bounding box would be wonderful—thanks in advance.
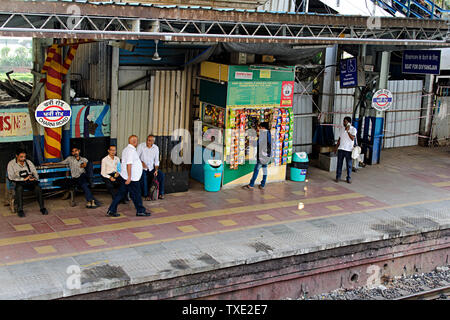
[0,0,448,46]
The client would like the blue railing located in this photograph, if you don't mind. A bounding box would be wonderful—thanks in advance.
[373,0,450,19]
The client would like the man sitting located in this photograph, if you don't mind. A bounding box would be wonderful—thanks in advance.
[43,147,100,208]
[7,148,48,217]
[137,134,165,200]
[101,145,126,203]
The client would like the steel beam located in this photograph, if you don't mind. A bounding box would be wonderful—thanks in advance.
[0,0,448,45]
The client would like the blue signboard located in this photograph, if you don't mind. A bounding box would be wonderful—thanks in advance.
[340,57,357,88]
[402,50,441,75]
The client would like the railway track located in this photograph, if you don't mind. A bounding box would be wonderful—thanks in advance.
[395,285,450,300]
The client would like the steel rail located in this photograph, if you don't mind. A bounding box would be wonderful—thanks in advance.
[395,284,450,300]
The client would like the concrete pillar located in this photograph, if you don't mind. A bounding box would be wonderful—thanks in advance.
[110,47,119,146]
[420,74,435,137]
[321,44,338,123]
[31,38,45,164]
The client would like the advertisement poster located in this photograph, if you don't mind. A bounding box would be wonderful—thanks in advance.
[71,104,111,138]
[0,109,33,142]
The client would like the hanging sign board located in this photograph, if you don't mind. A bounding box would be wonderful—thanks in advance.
[340,57,358,88]
[35,99,72,128]
[402,50,441,75]
[372,89,393,112]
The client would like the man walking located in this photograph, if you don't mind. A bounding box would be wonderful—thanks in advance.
[107,135,151,217]
[335,116,357,184]
[44,147,100,208]
[243,122,272,190]
[137,134,165,200]
[7,148,48,217]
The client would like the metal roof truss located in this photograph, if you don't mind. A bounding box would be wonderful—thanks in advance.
[0,5,448,46]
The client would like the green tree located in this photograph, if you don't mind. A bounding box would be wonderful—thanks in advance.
[0,47,10,59]
[13,46,31,67]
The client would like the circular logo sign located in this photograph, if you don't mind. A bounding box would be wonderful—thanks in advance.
[35,99,72,128]
[282,83,293,97]
[372,89,393,112]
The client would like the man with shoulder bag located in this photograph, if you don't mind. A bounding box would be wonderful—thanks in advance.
[7,148,48,217]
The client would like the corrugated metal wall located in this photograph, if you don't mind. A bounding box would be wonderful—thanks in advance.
[432,88,450,145]
[384,80,422,148]
[117,66,198,170]
[293,81,313,154]
[332,80,423,148]
[333,81,355,141]
[71,41,112,102]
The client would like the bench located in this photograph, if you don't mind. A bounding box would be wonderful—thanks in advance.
[5,162,106,213]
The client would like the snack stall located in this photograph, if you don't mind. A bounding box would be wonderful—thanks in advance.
[191,62,295,187]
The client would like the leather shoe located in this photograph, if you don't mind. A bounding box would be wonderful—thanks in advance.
[158,194,164,200]
[18,210,25,217]
[106,211,120,217]
[136,211,151,217]
[40,208,48,215]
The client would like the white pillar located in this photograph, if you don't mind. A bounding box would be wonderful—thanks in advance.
[373,51,390,118]
[110,47,119,143]
[321,45,338,123]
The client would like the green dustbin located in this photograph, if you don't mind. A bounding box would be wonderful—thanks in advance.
[290,152,309,182]
[204,159,223,192]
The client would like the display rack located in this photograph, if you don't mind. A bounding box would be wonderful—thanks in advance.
[191,62,296,187]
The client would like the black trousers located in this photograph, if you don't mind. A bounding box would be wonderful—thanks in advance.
[108,176,146,214]
[14,181,44,212]
[102,177,121,199]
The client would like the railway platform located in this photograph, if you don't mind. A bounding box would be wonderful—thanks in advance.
[0,146,449,299]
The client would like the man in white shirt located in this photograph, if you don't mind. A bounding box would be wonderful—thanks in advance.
[101,145,123,200]
[137,134,165,200]
[334,116,357,184]
[107,135,151,217]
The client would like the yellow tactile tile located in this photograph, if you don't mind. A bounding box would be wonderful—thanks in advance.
[436,174,450,179]
[432,181,450,187]
[291,190,305,195]
[178,225,198,233]
[326,205,342,211]
[34,245,56,254]
[262,194,275,200]
[62,218,82,226]
[151,207,168,214]
[13,224,34,232]
[2,211,15,217]
[323,187,338,192]
[386,168,400,173]
[133,232,153,239]
[226,198,243,204]
[189,202,206,208]
[292,210,311,216]
[0,193,367,248]
[358,201,375,207]
[257,214,276,221]
[86,238,107,247]
[219,219,237,226]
